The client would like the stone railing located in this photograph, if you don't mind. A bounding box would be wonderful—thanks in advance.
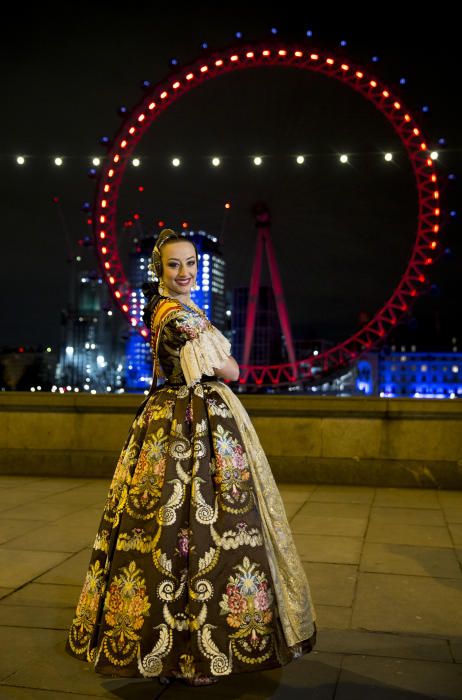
[0,392,461,488]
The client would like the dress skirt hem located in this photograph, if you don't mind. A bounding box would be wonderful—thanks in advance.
[64,376,317,680]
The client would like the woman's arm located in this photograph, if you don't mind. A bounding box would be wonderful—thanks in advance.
[213,354,240,382]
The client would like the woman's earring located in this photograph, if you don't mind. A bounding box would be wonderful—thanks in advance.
[158,280,166,296]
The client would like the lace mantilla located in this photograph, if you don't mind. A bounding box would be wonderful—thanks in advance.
[180,326,231,388]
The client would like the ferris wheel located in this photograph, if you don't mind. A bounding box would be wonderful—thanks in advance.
[91,37,443,388]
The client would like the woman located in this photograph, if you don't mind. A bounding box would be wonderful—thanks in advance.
[65,228,317,686]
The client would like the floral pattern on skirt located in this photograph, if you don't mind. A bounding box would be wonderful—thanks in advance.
[65,379,316,680]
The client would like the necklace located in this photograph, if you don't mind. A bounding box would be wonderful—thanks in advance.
[161,292,209,323]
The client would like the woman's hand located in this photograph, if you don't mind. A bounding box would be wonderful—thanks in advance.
[213,355,240,382]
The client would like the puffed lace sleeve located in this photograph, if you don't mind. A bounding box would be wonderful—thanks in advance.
[169,309,232,387]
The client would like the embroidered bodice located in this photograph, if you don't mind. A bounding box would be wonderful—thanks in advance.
[150,297,232,387]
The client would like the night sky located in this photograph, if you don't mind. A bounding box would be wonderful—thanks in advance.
[1,5,460,352]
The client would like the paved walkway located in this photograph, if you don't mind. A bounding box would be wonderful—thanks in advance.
[0,476,461,699]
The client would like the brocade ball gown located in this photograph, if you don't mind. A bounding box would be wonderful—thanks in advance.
[65,295,317,684]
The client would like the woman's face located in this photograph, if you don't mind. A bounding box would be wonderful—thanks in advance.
[160,240,197,296]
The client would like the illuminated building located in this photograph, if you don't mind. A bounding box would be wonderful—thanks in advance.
[55,271,125,393]
[378,350,462,399]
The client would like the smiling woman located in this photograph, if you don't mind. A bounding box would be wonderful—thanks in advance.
[64,227,317,686]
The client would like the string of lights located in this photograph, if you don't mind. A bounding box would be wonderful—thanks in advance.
[10,150,444,168]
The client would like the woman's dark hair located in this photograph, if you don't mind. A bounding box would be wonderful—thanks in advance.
[141,233,198,329]
[141,280,161,329]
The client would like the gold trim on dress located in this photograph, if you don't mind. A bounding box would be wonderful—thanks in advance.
[212,382,317,648]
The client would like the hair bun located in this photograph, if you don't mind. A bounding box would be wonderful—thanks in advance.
[157,228,178,245]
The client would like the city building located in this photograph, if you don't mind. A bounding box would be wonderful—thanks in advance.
[55,271,125,393]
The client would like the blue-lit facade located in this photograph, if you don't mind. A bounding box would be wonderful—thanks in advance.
[125,229,226,392]
[378,351,462,399]
[125,243,152,392]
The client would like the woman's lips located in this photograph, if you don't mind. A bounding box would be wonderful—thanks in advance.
[176,278,192,285]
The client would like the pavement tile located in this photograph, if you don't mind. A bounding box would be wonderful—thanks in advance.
[309,486,375,504]
[448,523,462,545]
[6,478,95,494]
[294,502,371,518]
[373,488,440,509]
[0,524,96,553]
[0,627,64,682]
[369,506,446,526]
[35,548,92,586]
[284,501,305,519]
[437,491,462,508]
[51,508,102,530]
[0,501,88,522]
[38,491,106,508]
[0,587,15,599]
[0,604,74,630]
[0,518,52,546]
[313,605,352,629]
[352,571,462,637]
[444,508,462,523]
[0,548,73,588]
[365,522,453,548]
[293,534,363,565]
[0,477,48,489]
[336,654,462,699]
[360,542,462,578]
[315,628,453,662]
[0,489,57,511]
[449,639,462,663]
[291,514,368,538]
[0,582,81,609]
[279,485,315,504]
[302,562,357,607]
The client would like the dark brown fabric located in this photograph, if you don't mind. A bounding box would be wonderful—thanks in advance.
[64,308,316,682]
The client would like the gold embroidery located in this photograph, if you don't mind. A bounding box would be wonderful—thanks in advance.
[212,382,316,647]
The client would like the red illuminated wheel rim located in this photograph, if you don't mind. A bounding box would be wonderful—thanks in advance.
[93,39,442,387]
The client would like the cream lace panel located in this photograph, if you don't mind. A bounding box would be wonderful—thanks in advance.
[180,326,231,388]
[212,382,317,647]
